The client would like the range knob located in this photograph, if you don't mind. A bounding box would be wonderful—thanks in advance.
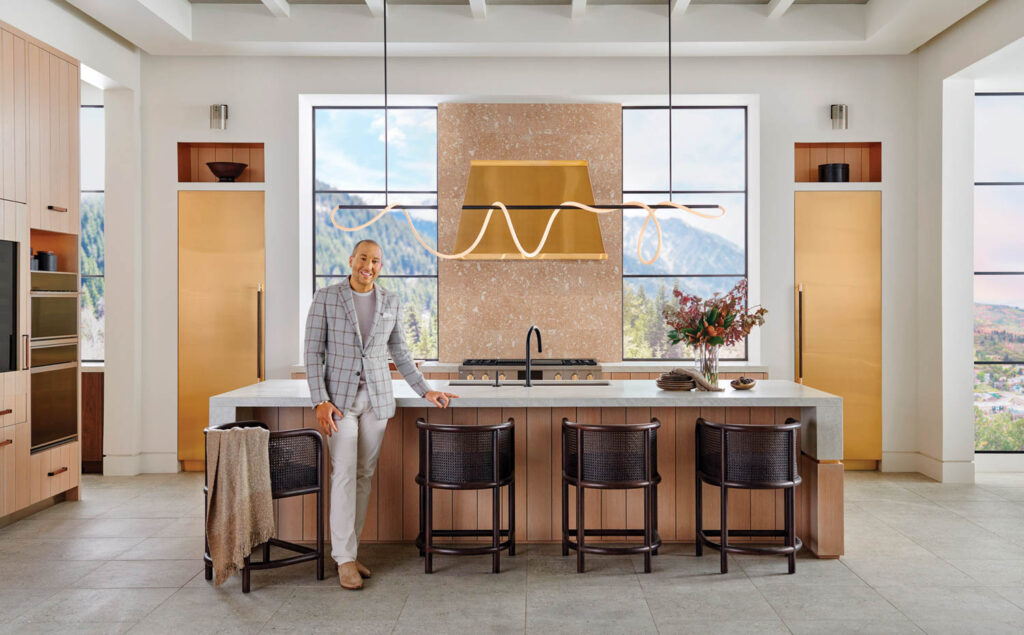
[466,374,474,380]
[481,374,489,381]
[554,373,562,380]
[571,373,579,380]
[586,373,594,380]
[499,373,506,381]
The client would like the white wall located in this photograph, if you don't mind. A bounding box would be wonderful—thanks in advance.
[138,53,920,470]
[908,0,1024,482]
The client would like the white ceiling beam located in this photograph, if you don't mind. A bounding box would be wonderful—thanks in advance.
[571,0,586,20]
[670,0,691,16]
[65,0,193,52]
[365,0,384,18]
[766,0,796,19]
[260,0,291,18]
[469,0,487,20]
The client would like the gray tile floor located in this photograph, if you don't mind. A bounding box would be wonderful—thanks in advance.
[2,471,1024,633]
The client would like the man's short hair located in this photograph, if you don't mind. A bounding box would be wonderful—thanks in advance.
[351,239,382,257]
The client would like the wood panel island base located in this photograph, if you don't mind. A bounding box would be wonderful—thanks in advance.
[210,380,844,558]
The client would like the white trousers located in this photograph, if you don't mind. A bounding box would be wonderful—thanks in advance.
[327,385,388,566]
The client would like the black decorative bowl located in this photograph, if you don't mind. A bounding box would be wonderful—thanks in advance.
[818,163,850,182]
[206,161,248,182]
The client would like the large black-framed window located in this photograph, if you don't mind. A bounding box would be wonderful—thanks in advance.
[974,93,1024,452]
[80,104,104,363]
[312,106,439,359]
[621,105,749,361]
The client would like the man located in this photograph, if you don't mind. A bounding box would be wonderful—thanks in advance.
[304,239,458,590]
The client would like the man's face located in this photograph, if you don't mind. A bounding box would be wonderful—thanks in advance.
[349,243,383,286]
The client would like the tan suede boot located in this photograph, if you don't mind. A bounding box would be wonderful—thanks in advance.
[355,561,372,578]
[338,562,363,590]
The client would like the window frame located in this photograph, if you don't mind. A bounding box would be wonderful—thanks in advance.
[973,91,1024,454]
[80,103,104,364]
[310,104,440,360]
[620,104,750,362]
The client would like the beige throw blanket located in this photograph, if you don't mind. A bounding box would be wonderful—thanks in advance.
[667,367,724,392]
[205,427,275,586]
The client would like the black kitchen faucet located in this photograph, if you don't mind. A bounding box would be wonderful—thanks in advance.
[525,326,542,387]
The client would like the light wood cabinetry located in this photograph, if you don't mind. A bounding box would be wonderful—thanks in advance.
[0,29,27,204]
[795,191,882,469]
[0,20,80,522]
[26,41,78,233]
[29,439,78,504]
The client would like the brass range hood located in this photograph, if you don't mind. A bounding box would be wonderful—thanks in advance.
[453,160,608,260]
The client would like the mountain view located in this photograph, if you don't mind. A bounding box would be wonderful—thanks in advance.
[975,302,1024,451]
[80,193,105,361]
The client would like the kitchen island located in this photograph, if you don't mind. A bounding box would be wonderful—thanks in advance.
[210,379,844,557]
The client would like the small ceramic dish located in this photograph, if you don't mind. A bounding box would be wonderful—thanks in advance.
[730,377,757,390]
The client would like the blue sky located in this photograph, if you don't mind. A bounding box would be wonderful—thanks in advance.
[975,94,1024,310]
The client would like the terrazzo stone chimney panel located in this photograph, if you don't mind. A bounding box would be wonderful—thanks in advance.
[437,103,623,362]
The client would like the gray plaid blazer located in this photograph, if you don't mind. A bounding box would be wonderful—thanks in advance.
[304,282,431,420]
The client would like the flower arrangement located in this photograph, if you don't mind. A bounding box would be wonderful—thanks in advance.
[662,279,767,384]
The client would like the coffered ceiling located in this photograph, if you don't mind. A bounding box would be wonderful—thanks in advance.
[65,0,988,57]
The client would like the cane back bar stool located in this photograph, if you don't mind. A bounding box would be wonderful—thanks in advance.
[415,417,516,574]
[695,417,802,574]
[203,421,326,593]
[562,418,662,573]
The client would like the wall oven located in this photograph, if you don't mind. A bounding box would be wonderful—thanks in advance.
[31,340,78,451]
[30,271,78,342]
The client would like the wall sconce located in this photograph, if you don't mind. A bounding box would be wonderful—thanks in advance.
[210,104,229,130]
[830,104,848,130]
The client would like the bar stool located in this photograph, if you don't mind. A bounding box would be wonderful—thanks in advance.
[695,417,802,574]
[561,418,661,573]
[415,417,515,574]
[203,420,326,593]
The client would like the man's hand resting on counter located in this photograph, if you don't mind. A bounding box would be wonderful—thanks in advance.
[315,401,342,438]
[425,391,459,408]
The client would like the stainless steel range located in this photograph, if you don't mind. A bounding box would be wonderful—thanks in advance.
[458,358,602,382]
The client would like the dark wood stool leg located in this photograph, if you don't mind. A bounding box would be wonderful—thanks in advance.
[242,555,251,593]
[576,483,585,573]
[508,480,516,557]
[652,483,659,556]
[720,485,729,574]
[418,483,426,557]
[695,477,703,557]
[263,541,270,563]
[424,487,434,574]
[643,485,652,573]
[561,480,569,556]
[786,487,796,574]
[492,484,501,573]
[204,537,213,580]
[316,488,325,580]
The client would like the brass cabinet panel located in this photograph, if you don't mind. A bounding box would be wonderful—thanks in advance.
[178,191,264,464]
[795,191,881,464]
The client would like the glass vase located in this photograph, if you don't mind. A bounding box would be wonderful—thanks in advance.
[694,343,721,387]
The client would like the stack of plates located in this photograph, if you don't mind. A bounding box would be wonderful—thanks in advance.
[655,374,696,391]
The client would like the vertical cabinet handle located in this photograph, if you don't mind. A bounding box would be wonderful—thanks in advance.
[22,334,29,371]
[256,284,263,381]
[796,284,804,384]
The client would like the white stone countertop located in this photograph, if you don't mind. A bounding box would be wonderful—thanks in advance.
[289,361,769,375]
[211,379,842,460]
